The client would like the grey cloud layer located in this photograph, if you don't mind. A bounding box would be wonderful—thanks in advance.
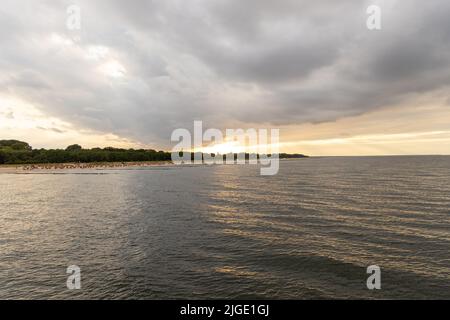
[1,0,450,147]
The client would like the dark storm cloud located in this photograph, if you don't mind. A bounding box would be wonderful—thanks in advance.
[1,0,449,147]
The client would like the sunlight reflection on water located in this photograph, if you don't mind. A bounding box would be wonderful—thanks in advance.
[1,156,449,299]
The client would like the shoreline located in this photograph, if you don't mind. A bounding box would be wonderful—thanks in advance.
[0,161,174,172]
[0,157,310,173]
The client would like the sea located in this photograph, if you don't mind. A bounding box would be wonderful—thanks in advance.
[1,156,449,299]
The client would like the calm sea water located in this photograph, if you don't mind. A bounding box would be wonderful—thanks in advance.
[1,156,449,299]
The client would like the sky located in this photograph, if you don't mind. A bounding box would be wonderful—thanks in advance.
[0,0,450,155]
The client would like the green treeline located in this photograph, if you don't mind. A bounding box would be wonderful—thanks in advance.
[0,140,171,164]
[0,140,308,165]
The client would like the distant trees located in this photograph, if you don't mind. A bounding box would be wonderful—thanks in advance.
[0,140,308,165]
[278,153,308,159]
[0,140,172,164]
[65,144,82,151]
[0,140,34,163]
[0,140,31,150]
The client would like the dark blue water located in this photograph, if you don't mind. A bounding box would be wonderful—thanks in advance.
[1,156,449,299]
